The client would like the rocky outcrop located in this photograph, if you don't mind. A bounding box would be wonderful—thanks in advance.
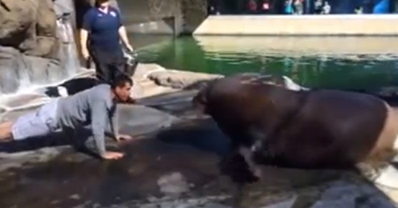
[148,69,224,89]
[0,47,65,94]
[0,0,80,94]
[0,0,59,59]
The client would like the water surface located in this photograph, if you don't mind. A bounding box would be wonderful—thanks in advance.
[137,36,398,89]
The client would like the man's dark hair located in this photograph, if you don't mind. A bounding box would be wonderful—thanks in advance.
[111,74,133,89]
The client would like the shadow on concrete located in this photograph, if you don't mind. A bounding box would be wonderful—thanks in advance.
[162,16,178,36]
[73,0,92,30]
[137,90,199,117]
[0,130,228,208]
[0,129,115,160]
[156,118,230,157]
[0,133,69,153]
[180,0,208,36]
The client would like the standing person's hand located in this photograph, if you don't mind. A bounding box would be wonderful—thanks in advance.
[82,48,90,60]
[101,151,124,160]
[125,44,134,52]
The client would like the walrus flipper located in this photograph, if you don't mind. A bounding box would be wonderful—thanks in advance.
[373,160,398,189]
[219,151,259,184]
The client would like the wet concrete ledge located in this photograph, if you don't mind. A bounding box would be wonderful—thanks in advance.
[193,15,398,36]
[1,88,398,208]
[2,65,398,207]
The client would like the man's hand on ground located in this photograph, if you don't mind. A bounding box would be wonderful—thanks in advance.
[115,134,132,142]
[101,151,124,160]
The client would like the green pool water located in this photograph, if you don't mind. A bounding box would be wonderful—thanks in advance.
[136,36,398,90]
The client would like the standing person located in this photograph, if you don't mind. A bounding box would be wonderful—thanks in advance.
[80,0,134,84]
[293,0,303,14]
[247,0,258,14]
[355,6,363,14]
[284,0,293,14]
[314,0,323,14]
[322,1,331,14]
[0,75,134,160]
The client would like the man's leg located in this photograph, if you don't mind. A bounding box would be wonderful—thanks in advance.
[8,112,53,141]
[89,48,113,84]
[109,49,127,82]
[1,100,59,142]
[0,121,14,141]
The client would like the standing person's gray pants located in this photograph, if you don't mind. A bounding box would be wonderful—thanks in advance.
[11,99,60,140]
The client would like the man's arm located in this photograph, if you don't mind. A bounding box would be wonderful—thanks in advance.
[90,99,108,156]
[110,105,120,139]
[118,26,131,49]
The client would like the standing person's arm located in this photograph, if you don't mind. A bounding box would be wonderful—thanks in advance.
[115,11,133,52]
[91,100,124,160]
[80,10,93,60]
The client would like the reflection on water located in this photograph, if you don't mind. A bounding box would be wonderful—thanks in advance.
[137,36,398,89]
[128,34,174,49]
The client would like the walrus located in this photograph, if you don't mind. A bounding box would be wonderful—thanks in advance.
[192,74,398,188]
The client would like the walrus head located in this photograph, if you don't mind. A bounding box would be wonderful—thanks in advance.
[192,73,296,115]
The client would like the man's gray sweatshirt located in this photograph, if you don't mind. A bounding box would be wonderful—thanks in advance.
[55,84,119,155]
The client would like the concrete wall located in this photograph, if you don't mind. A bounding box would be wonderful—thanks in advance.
[117,0,183,35]
[117,0,208,35]
[73,0,208,36]
[193,15,398,36]
[180,0,208,35]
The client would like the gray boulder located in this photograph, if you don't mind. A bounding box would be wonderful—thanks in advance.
[0,46,64,94]
[0,0,59,59]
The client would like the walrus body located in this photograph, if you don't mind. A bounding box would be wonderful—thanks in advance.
[193,74,398,184]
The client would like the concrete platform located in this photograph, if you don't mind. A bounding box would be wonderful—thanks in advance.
[0,91,398,208]
[194,15,398,36]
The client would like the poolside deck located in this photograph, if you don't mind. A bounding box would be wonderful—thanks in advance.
[194,15,398,36]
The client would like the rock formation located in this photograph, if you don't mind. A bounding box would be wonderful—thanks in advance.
[0,0,78,94]
[0,0,58,58]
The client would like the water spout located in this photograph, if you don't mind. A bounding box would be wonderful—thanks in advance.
[0,0,84,114]
[56,13,80,78]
